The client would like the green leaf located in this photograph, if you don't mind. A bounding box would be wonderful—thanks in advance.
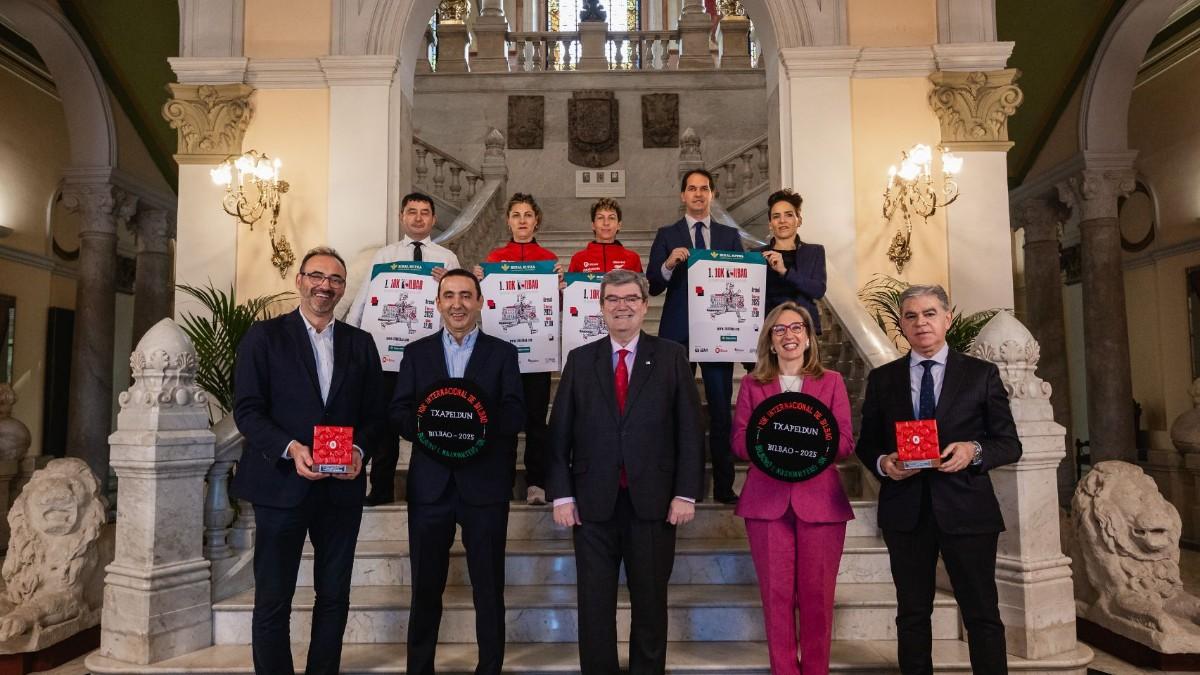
[856,275,1008,353]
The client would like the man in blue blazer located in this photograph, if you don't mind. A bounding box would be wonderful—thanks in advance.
[390,269,525,675]
[232,246,386,675]
[647,168,743,503]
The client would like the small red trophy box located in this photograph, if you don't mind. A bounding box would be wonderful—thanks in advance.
[895,420,941,470]
[313,425,354,474]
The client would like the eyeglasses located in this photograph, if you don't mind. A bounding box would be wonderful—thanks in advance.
[300,271,346,288]
[769,321,807,337]
[603,295,644,306]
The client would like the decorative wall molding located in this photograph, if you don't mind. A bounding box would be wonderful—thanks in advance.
[936,0,997,44]
[245,58,324,88]
[778,46,861,78]
[162,83,254,160]
[853,47,936,78]
[932,41,1013,71]
[928,69,1022,150]
[319,55,401,85]
[168,56,248,85]
[178,0,244,58]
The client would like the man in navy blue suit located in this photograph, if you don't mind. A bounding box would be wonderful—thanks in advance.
[647,168,743,503]
[232,246,385,675]
[390,269,525,675]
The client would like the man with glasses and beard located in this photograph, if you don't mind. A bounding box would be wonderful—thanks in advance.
[232,246,385,675]
[547,269,704,675]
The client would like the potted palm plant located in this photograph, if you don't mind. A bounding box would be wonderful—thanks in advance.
[858,274,1003,353]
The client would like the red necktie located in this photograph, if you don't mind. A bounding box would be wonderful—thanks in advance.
[616,349,629,487]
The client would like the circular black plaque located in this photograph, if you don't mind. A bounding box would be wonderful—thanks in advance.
[745,392,839,483]
[415,378,490,466]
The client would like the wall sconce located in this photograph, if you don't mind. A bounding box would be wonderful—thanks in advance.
[211,150,296,278]
[882,143,962,273]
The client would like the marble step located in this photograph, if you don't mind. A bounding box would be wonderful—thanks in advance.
[86,640,1096,674]
[297,536,893,587]
[211,583,961,645]
[357,502,881,542]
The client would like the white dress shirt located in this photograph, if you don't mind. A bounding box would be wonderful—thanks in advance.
[345,235,462,327]
[283,311,335,458]
[659,214,711,282]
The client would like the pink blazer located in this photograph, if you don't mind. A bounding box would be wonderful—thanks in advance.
[731,370,855,523]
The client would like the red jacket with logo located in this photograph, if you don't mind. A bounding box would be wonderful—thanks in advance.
[567,241,643,273]
[485,239,558,263]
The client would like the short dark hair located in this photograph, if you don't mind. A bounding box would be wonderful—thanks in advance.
[767,188,803,213]
[299,246,346,274]
[590,197,622,222]
[402,192,436,216]
[899,284,951,312]
[680,168,715,193]
[600,269,648,300]
[437,268,482,297]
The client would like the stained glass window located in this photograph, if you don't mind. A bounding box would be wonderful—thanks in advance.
[546,0,640,68]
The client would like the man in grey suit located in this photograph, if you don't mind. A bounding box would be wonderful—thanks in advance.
[546,268,705,675]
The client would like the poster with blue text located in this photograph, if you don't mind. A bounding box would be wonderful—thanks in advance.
[686,249,766,362]
[360,260,444,371]
[561,272,607,364]
[480,261,560,373]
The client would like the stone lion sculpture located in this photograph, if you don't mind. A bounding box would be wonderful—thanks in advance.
[0,458,106,642]
[1072,460,1200,652]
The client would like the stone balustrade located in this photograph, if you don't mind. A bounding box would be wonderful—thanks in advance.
[413,139,486,209]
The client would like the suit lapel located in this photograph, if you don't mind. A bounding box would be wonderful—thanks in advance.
[674,219,693,248]
[287,310,323,402]
[621,333,655,417]
[893,355,916,421]
[935,350,966,421]
[592,339,620,424]
[325,320,351,405]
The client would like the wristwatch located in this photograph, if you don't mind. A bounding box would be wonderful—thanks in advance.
[971,441,983,466]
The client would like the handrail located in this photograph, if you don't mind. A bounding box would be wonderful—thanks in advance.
[413,138,481,178]
[707,134,767,173]
[435,177,508,267]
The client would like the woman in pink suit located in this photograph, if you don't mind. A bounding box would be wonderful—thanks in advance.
[732,301,855,675]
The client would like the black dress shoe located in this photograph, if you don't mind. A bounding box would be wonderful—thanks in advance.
[365,492,395,506]
[714,493,739,505]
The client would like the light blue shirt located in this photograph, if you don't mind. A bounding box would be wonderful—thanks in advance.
[442,327,480,378]
[908,343,950,419]
[610,334,640,375]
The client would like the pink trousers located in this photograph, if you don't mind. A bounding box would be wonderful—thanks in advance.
[744,510,847,675]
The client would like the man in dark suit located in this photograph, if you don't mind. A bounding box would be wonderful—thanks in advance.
[855,284,1022,675]
[232,246,385,675]
[547,269,705,675]
[390,268,525,675]
[646,168,743,504]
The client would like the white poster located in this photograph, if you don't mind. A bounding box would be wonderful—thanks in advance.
[561,272,608,363]
[686,249,767,363]
[480,261,560,373]
[360,260,444,372]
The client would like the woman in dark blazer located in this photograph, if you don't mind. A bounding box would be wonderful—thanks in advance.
[757,189,828,334]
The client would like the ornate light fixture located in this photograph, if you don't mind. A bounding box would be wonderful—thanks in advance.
[882,143,963,273]
[210,150,295,278]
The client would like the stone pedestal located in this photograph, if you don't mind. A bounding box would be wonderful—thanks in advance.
[1016,197,1074,505]
[1057,158,1138,463]
[676,12,713,70]
[97,319,214,665]
[577,21,609,71]
[61,180,137,487]
[436,22,469,73]
[131,208,175,346]
[471,15,510,72]
[969,313,1078,659]
[717,15,751,69]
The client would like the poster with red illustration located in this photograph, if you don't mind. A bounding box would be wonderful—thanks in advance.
[895,419,941,470]
[312,425,354,474]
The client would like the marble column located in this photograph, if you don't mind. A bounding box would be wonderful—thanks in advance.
[99,319,214,664]
[928,69,1023,315]
[969,313,1077,659]
[61,180,136,487]
[1016,196,1074,504]
[131,207,176,346]
[162,81,253,317]
[1057,158,1138,463]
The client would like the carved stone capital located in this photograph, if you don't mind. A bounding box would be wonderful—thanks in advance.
[162,83,254,162]
[131,208,176,254]
[61,184,137,236]
[928,69,1023,151]
[969,312,1053,406]
[1013,196,1065,243]
[1056,168,1136,222]
[118,319,209,430]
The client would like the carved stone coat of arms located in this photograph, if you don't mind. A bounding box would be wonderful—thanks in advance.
[568,90,619,168]
[641,93,679,148]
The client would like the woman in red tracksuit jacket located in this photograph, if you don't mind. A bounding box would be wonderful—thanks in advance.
[567,197,643,274]
[474,193,561,505]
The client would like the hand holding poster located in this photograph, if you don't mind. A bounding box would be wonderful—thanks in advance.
[561,273,608,363]
[686,249,766,362]
[359,261,443,371]
[480,261,561,373]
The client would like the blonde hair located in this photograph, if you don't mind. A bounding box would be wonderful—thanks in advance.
[750,302,824,383]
